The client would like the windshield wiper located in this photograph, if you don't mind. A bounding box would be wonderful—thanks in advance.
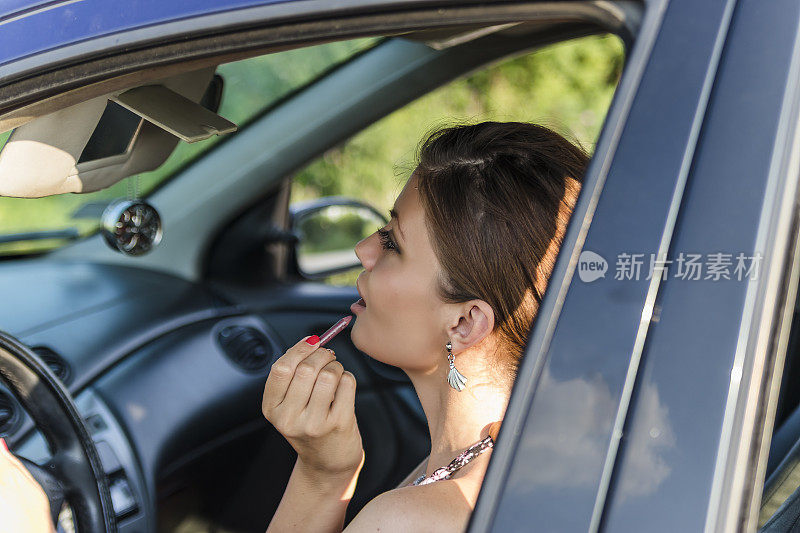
[0,228,81,244]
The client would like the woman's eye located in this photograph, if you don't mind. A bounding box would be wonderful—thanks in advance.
[377,228,398,252]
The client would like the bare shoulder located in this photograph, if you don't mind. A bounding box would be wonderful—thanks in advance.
[343,481,474,533]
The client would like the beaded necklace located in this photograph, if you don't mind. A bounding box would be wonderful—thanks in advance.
[410,435,494,486]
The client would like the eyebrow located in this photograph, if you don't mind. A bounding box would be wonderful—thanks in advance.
[389,208,406,242]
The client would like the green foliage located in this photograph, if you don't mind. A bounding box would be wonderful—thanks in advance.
[298,210,376,254]
[324,269,361,287]
[292,34,624,216]
[293,34,624,286]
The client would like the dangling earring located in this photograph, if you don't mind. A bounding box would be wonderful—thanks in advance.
[446,341,468,391]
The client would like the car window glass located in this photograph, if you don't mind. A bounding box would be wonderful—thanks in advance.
[290,33,625,285]
[0,38,378,256]
[758,295,800,529]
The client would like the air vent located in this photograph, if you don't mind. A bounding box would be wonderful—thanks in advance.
[31,346,72,385]
[0,391,19,436]
[217,326,274,372]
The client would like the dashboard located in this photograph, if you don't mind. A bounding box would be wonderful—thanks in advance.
[0,258,428,531]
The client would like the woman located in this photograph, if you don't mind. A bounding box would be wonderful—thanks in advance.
[0,121,587,532]
[263,122,587,532]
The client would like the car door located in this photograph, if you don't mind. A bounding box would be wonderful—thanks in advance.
[470,0,800,531]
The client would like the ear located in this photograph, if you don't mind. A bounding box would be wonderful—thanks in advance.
[447,300,495,352]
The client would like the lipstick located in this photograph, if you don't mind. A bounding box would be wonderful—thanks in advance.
[318,315,353,347]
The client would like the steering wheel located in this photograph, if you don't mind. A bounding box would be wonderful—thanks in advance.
[0,331,116,532]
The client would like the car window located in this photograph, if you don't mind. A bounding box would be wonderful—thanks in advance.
[0,38,378,256]
[759,295,800,529]
[290,33,624,285]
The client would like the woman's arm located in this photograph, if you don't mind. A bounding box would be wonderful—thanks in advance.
[269,441,420,531]
[262,335,365,533]
[267,452,364,533]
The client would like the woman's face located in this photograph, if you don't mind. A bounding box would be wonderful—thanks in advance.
[351,173,448,371]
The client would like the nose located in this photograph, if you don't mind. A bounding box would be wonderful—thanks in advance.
[354,232,379,271]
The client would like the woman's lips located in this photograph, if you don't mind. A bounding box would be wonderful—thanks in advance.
[350,297,366,314]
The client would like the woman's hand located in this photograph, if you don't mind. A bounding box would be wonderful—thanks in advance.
[262,335,364,477]
[0,439,56,533]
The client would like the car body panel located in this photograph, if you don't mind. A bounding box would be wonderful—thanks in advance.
[470,0,753,530]
[602,0,800,530]
[0,0,573,83]
[474,0,800,531]
[0,0,289,67]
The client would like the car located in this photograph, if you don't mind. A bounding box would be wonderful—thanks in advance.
[1,0,799,532]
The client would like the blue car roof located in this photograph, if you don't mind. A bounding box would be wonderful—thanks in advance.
[0,0,295,69]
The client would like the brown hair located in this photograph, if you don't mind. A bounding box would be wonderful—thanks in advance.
[415,121,588,388]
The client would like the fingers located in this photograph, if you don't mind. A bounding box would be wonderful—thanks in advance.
[262,333,358,441]
[0,440,24,472]
[263,336,325,410]
[329,370,357,426]
[280,348,337,411]
[0,439,41,492]
[304,360,345,428]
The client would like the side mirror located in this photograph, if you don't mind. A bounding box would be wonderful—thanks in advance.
[291,197,387,279]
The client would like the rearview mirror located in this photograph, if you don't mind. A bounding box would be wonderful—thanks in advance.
[291,197,387,279]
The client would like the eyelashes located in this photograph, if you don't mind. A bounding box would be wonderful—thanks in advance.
[377,228,398,252]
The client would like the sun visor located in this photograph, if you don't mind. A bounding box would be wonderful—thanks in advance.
[0,68,236,198]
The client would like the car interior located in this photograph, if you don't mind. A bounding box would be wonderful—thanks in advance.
[0,3,639,532]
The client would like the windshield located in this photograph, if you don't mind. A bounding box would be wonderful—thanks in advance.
[0,38,378,256]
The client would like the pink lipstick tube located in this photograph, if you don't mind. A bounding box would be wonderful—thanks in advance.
[318,315,353,347]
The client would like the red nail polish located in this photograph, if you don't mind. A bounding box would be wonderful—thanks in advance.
[0,438,7,452]
[305,335,320,345]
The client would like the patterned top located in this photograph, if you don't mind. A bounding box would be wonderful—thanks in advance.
[411,435,494,486]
